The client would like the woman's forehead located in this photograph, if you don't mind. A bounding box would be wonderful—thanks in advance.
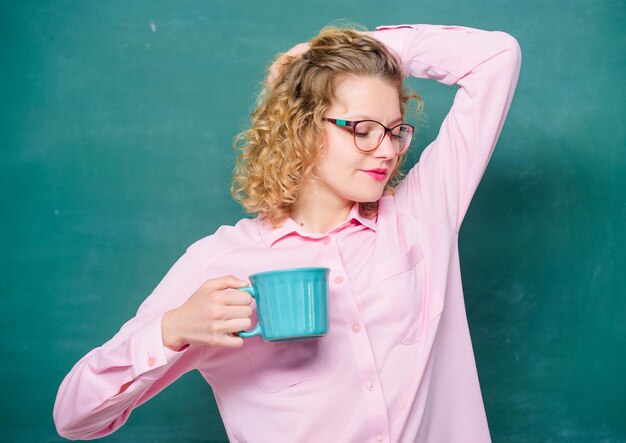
[329,75,402,122]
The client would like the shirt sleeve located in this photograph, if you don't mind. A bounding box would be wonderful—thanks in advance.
[373,24,522,232]
[53,249,206,440]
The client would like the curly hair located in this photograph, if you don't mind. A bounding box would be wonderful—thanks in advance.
[231,24,423,229]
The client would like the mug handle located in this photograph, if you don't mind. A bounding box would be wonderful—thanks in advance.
[236,286,262,338]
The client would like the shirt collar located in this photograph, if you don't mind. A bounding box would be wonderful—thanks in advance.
[258,201,377,248]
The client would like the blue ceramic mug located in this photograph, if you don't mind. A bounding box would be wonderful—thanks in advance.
[237,267,330,342]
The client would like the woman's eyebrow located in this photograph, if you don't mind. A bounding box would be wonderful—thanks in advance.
[348,115,404,125]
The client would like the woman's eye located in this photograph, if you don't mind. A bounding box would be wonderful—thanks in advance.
[355,132,369,138]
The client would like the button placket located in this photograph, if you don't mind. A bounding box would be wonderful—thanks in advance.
[322,232,388,437]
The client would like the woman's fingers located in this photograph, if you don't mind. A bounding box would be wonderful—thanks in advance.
[203,275,249,292]
[224,317,253,334]
[206,318,253,347]
[267,42,311,86]
[220,304,254,320]
[286,42,311,57]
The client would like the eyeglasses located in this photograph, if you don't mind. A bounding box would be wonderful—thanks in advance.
[323,118,414,155]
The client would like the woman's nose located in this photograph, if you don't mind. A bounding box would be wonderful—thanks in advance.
[375,132,398,158]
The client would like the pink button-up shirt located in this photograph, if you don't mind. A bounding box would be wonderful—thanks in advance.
[54,24,521,442]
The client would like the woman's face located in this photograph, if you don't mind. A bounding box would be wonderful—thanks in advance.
[314,75,402,204]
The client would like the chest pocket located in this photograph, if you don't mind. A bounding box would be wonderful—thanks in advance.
[374,243,444,344]
[242,337,326,393]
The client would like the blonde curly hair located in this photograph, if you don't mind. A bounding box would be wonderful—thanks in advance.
[231,25,423,229]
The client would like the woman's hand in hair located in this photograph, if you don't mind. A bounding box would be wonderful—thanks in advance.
[267,42,311,87]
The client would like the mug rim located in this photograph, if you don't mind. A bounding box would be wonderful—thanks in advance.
[249,267,330,280]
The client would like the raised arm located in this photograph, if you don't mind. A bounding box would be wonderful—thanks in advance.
[373,24,522,231]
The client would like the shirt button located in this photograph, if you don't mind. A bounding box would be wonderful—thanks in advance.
[147,357,156,367]
[351,322,361,333]
[322,237,331,245]
[375,434,384,443]
[334,276,344,284]
[366,380,375,391]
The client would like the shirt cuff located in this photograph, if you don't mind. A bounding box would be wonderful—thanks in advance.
[129,313,189,379]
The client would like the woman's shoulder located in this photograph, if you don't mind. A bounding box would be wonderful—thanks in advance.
[186,216,262,266]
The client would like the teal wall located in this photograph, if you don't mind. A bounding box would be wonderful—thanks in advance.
[1,1,624,442]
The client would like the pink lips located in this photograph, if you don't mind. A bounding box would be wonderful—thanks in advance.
[361,169,388,181]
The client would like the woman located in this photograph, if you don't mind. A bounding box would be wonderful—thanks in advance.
[54,22,521,442]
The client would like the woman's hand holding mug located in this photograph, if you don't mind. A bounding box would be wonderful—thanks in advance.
[161,275,253,350]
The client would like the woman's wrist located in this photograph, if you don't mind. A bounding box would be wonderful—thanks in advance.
[162,309,186,351]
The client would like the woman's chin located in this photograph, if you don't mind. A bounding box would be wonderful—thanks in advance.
[351,189,386,203]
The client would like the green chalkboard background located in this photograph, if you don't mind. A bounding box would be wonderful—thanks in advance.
[1,1,624,442]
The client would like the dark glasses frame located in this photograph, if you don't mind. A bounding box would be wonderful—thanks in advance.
[323,117,414,154]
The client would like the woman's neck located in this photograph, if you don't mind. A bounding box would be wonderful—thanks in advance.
[290,195,353,234]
